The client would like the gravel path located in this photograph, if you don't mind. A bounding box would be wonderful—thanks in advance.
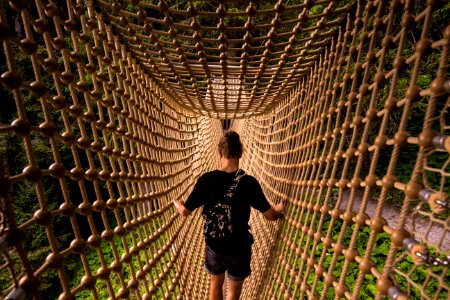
[337,191,450,250]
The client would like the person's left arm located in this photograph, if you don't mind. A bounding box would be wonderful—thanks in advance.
[262,201,284,221]
[248,176,284,220]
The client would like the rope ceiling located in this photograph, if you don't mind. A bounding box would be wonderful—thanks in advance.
[95,0,353,118]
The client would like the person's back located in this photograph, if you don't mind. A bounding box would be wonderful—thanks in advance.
[194,169,272,253]
[174,130,284,300]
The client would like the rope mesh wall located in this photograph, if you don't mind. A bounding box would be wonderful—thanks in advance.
[0,0,449,299]
[234,0,450,298]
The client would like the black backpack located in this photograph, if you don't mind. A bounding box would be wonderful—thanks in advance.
[202,169,246,245]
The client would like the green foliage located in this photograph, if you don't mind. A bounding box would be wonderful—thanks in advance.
[63,232,175,299]
[282,217,447,299]
[395,254,449,300]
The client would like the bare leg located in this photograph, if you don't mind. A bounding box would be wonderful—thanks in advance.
[209,273,225,300]
[226,278,245,300]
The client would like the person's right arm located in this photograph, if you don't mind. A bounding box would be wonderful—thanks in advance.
[175,174,206,216]
[173,200,191,216]
[262,201,284,221]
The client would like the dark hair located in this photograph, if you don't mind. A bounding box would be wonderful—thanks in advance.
[218,131,243,159]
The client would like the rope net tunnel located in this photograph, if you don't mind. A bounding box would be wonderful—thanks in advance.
[0,0,449,299]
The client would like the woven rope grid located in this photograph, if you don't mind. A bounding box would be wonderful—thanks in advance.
[93,0,354,119]
[0,0,449,299]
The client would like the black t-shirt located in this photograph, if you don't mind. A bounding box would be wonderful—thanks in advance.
[184,170,271,248]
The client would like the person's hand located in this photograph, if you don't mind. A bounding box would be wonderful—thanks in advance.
[274,201,285,219]
[173,199,182,210]
[275,201,284,214]
[173,200,190,216]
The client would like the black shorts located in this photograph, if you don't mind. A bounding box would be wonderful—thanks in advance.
[204,243,252,281]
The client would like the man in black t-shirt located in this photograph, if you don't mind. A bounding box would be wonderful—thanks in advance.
[174,131,284,300]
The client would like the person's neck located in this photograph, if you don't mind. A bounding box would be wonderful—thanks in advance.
[219,157,239,173]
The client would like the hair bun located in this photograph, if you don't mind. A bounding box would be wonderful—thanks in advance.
[218,131,242,159]
[224,130,240,140]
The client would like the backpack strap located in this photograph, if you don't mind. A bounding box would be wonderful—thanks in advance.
[224,169,245,200]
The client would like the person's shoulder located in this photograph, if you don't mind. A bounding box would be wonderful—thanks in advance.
[199,170,220,180]
[241,173,259,185]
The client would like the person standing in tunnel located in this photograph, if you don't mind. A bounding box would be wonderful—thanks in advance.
[173,130,284,300]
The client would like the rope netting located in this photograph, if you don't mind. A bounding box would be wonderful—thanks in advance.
[0,0,449,299]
